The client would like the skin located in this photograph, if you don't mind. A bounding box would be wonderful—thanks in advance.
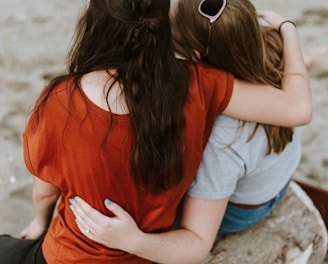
[20,177,60,239]
[21,9,311,264]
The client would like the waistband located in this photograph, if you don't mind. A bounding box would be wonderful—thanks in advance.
[228,180,291,210]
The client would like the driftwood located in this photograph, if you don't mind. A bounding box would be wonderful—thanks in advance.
[204,181,328,264]
[294,179,328,226]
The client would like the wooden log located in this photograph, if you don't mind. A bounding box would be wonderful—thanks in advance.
[294,179,328,226]
[204,181,328,264]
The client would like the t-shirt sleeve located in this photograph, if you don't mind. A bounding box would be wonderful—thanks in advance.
[189,63,234,146]
[198,64,234,115]
[187,117,246,200]
[23,95,63,188]
[212,69,234,114]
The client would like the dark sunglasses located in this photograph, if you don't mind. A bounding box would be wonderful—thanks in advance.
[198,0,226,56]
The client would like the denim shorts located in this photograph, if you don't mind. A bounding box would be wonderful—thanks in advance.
[219,182,290,235]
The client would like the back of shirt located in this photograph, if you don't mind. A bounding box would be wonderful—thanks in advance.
[23,63,234,263]
[188,114,302,204]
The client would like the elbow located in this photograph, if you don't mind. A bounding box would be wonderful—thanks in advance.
[289,101,312,127]
[188,242,214,264]
[197,253,212,264]
[302,110,312,125]
[188,250,212,264]
[32,187,60,203]
[298,103,312,126]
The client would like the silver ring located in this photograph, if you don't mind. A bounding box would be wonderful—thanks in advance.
[85,227,90,234]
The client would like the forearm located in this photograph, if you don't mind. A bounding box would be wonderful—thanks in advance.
[280,23,312,120]
[33,191,57,228]
[71,196,227,263]
[281,23,307,75]
[132,228,211,264]
[129,197,228,264]
[32,178,60,228]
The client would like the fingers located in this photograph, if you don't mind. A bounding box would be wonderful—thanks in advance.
[20,228,27,239]
[104,199,129,220]
[71,197,130,224]
[69,197,116,238]
[256,10,266,18]
[69,197,99,236]
[75,219,93,238]
[256,10,288,30]
[71,197,104,221]
[19,218,46,240]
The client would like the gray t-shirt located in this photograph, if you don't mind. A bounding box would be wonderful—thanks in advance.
[188,115,302,204]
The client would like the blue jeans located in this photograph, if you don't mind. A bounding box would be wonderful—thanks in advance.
[219,182,290,234]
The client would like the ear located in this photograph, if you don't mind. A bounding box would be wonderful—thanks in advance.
[192,49,202,60]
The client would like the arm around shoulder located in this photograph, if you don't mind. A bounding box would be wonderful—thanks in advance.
[223,11,312,127]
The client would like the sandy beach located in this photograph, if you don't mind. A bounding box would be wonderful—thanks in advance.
[0,0,327,261]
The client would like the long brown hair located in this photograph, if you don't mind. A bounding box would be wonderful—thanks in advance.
[173,0,293,154]
[33,0,189,194]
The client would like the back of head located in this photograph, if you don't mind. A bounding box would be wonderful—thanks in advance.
[44,0,190,194]
[173,0,281,85]
[70,0,172,73]
[173,0,292,154]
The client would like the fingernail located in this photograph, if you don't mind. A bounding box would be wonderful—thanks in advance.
[75,219,78,224]
[74,197,79,202]
[69,198,74,204]
[105,199,112,205]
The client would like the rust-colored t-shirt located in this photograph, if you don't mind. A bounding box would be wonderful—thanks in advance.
[23,63,233,263]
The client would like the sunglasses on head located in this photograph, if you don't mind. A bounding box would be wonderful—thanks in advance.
[198,0,226,56]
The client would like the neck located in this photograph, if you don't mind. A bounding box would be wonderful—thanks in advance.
[81,70,128,114]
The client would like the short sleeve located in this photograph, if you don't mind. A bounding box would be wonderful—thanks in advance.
[195,63,234,115]
[23,94,64,188]
[187,116,246,200]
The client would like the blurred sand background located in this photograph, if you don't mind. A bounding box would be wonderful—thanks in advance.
[0,0,327,260]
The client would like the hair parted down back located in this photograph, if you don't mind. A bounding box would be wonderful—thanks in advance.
[33,0,190,194]
[174,0,293,154]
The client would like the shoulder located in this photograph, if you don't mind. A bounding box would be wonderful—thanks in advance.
[47,77,76,100]
[27,77,78,127]
[36,77,77,111]
[186,62,234,113]
[187,62,234,82]
[210,116,266,151]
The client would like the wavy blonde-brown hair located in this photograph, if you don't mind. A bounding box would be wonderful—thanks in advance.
[173,0,293,154]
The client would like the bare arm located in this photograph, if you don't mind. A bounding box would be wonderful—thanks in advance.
[131,196,228,263]
[223,11,311,127]
[71,196,229,264]
[20,177,61,239]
